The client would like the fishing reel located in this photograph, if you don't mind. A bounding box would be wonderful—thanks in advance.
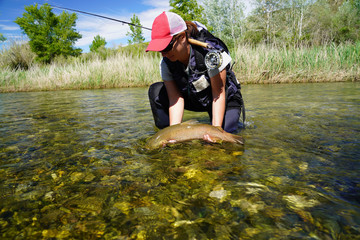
[204,50,223,69]
[188,38,223,69]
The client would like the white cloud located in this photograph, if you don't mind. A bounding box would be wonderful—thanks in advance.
[74,2,171,51]
[142,0,170,8]
[75,14,137,49]
[75,17,130,47]
[0,24,19,31]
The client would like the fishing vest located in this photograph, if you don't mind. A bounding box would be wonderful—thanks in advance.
[163,24,241,110]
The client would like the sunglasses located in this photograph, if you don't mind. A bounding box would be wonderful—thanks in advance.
[161,35,180,53]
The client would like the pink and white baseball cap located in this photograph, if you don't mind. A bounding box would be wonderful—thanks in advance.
[146,11,187,52]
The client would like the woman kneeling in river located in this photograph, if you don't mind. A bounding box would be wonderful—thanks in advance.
[146,11,245,134]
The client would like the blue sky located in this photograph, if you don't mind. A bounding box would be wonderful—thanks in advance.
[0,0,254,52]
[0,0,170,51]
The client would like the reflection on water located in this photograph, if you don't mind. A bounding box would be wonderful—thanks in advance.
[0,83,359,239]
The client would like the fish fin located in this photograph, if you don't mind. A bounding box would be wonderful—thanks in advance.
[203,134,223,143]
[214,126,225,132]
[181,120,199,125]
[233,135,244,145]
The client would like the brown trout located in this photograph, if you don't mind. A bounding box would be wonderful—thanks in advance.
[146,120,244,149]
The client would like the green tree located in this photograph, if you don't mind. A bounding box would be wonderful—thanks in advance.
[306,0,337,44]
[203,0,223,35]
[239,0,359,46]
[89,35,107,52]
[204,0,244,49]
[351,0,360,13]
[14,3,82,63]
[253,0,282,45]
[0,33,6,42]
[126,14,145,44]
[327,0,345,10]
[170,0,208,25]
[332,0,360,43]
[274,0,312,46]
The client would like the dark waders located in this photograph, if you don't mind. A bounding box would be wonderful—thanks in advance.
[148,82,244,133]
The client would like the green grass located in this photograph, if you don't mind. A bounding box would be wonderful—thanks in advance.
[232,42,360,83]
[0,42,359,92]
[0,52,162,92]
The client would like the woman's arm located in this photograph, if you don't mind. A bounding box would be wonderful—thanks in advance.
[210,69,227,128]
[164,80,184,126]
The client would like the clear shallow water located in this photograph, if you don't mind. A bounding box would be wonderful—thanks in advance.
[0,82,359,239]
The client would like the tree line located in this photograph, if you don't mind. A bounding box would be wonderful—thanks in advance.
[185,0,360,49]
[2,0,359,66]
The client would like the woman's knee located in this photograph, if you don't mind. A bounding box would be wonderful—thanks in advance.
[148,82,165,101]
[148,82,170,129]
[223,108,241,133]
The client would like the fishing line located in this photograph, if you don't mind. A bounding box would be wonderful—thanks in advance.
[37,2,220,62]
[37,3,152,31]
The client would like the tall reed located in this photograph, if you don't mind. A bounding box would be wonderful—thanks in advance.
[232,42,360,83]
[0,52,162,92]
[0,42,358,92]
[0,40,35,70]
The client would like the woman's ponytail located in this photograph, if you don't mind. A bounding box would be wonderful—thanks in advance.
[185,21,199,39]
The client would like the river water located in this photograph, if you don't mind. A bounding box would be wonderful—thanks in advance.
[0,82,359,239]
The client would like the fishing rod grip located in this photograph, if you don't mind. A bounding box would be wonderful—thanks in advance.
[188,39,209,48]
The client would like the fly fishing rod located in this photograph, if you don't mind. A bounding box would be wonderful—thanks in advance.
[40,3,152,31]
[41,3,222,68]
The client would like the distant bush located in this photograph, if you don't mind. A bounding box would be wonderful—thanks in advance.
[90,35,107,53]
[79,47,118,62]
[117,42,160,58]
[0,40,36,70]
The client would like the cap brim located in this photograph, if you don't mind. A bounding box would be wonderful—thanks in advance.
[146,36,172,52]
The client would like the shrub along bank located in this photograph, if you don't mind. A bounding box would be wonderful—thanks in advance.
[0,42,359,92]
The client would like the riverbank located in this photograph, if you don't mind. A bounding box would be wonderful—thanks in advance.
[1,42,359,92]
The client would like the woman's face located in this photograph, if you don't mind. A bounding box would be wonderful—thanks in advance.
[161,34,189,64]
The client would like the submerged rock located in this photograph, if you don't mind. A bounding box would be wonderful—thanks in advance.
[173,220,194,227]
[231,199,265,215]
[44,191,55,202]
[70,172,85,182]
[283,195,320,210]
[209,189,228,200]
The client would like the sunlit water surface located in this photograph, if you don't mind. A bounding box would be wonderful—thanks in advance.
[0,82,359,239]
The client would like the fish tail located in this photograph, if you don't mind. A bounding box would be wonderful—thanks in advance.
[233,135,244,144]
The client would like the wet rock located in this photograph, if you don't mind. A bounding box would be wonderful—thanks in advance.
[77,197,104,214]
[42,228,70,239]
[209,189,228,201]
[173,220,194,227]
[0,219,8,228]
[70,172,85,182]
[232,151,243,156]
[84,173,96,182]
[237,182,271,195]
[20,190,44,201]
[5,145,20,152]
[299,162,308,172]
[134,207,153,216]
[183,168,200,179]
[113,201,131,215]
[15,183,31,193]
[44,191,55,202]
[327,145,341,152]
[42,229,57,238]
[231,199,265,215]
[51,173,58,181]
[283,195,320,210]
[244,227,261,237]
